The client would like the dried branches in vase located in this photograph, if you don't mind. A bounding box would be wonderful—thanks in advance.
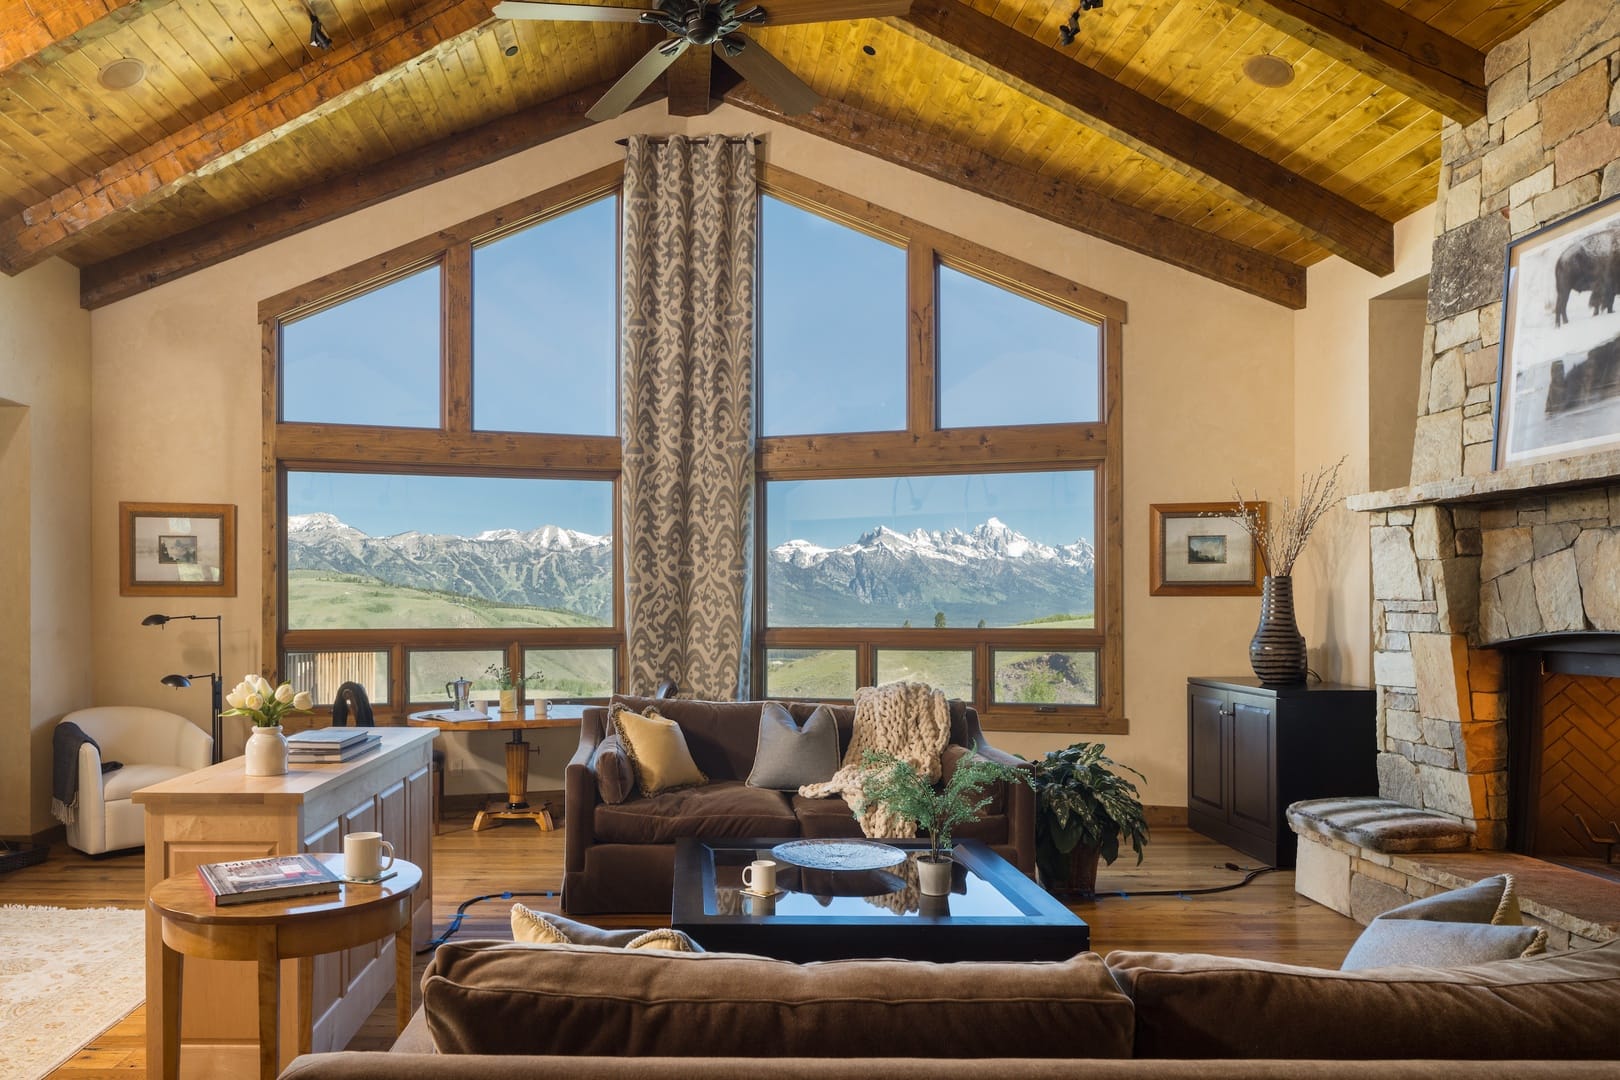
[1226,457,1347,578]
[1226,457,1347,685]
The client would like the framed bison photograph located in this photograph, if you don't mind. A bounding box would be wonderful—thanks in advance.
[1496,192,1620,470]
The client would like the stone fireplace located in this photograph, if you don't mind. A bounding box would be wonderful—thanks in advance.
[1291,0,1620,942]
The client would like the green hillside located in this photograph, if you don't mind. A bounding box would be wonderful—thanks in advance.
[289,571,602,630]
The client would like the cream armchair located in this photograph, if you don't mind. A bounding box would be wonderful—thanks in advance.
[62,706,213,856]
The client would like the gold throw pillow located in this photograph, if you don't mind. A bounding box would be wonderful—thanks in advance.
[510,903,702,952]
[611,705,708,796]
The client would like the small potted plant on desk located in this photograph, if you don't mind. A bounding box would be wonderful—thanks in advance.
[857,748,1029,896]
[484,664,544,718]
[1031,742,1150,898]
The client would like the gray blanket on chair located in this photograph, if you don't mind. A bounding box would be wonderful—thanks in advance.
[51,722,121,826]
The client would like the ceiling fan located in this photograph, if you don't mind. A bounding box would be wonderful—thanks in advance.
[492,1,913,121]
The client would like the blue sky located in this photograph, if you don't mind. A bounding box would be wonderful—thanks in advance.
[280,195,1098,545]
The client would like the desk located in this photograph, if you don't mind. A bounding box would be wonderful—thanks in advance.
[407,705,581,832]
[150,855,422,1080]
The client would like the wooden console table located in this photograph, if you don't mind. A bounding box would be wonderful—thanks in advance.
[150,855,422,1080]
[134,727,435,1079]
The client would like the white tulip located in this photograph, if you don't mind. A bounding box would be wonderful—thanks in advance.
[292,691,313,711]
[254,675,274,698]
[225,689,246,710]
[245,692,263,710]
[275,684,294,704]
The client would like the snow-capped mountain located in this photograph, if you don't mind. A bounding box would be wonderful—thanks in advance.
[286,514,1093,627]
[766,517,1094,627]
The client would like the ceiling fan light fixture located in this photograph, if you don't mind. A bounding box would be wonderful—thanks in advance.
[1243,54,1295,88]
[98,57,146,90]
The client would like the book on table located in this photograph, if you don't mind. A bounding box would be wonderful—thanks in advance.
[288,733,381,762]
[197,853,342,906]
[287,727,372,747]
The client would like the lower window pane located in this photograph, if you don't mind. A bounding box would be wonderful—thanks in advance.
[409,649,505,703]
[285,650,391,706]
[875,650,973,701]
[522,648,614,701]
[765,649,856,700]
[993,649,1098,706]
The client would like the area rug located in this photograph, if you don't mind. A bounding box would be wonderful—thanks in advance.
[0,904,146,1080]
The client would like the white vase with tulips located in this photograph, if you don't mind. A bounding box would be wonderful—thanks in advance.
[223,676,314,776]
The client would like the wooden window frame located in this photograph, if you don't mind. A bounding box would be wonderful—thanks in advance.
[260,165,626,719]
[753,167,1126,734]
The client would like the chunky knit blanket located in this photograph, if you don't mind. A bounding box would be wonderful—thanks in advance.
[799,681,951,838]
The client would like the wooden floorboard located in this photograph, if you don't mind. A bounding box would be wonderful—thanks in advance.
[0,818,1363,1077]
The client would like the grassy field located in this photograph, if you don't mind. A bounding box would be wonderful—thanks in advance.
[288,571,603,630]
[766,614,1098,703]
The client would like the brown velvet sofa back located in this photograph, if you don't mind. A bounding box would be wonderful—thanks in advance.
[563,696,1033,914]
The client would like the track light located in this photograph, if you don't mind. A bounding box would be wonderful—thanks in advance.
[495,21,520,57]
[308,10,333,50]
[1058,0,1102,47]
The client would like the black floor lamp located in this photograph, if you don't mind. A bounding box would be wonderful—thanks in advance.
[142,613,223,764]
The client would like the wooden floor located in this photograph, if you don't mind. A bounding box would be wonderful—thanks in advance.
[0,817,1363,1078]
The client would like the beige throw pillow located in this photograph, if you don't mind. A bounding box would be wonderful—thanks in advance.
[510,904,702,952]
[611,705,708,796]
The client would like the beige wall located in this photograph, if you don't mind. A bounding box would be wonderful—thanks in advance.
[90,103,1301,808]
[1291,206,1436,689]
[0,259,92,836]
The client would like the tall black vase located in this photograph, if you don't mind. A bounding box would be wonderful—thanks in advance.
[1250,575,1306,685]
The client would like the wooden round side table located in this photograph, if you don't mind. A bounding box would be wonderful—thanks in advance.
[148,855,422,1080]
[407,705,581,831]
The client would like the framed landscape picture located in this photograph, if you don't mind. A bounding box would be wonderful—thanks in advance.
[1496,192,1620,470]
[1149,502,1264,596]
[119,502,236,597]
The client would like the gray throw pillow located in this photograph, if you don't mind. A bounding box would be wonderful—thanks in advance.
[1375,872,1521,925]
[746,702,839,790]
[1341,918,1547,971]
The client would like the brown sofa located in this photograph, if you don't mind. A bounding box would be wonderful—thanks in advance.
[562,695,1035,914]
[277,938,1620,1079]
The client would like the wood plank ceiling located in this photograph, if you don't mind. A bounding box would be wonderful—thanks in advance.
[0,0,1564,310]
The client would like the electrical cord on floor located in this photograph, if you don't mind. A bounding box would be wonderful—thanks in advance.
[420,890,558,953]
[1087,862,1278,899]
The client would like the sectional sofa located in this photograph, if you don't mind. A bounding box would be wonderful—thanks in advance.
[277,936,1620,1078]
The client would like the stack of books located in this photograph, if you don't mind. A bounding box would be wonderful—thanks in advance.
[197,853,342,906]
[287,727,381,763]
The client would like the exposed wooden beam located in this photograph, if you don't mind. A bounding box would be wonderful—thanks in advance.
[891,0,1393,275]
[80,80,663,310]
[0,1,178,79]
[1226,0,1485,122]
[0,0,494,274]
[667,47,717,117]
[724,87,1306,309]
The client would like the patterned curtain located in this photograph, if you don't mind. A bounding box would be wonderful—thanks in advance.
[620,135,758,700]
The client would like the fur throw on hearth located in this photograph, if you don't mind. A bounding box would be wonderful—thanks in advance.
[799,681,951,838]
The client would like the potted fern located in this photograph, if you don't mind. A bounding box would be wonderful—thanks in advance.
[856,747,1029,895]
[1030,742,1149,898]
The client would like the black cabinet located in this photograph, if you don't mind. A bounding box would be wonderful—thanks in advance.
[1187,676,1376,867]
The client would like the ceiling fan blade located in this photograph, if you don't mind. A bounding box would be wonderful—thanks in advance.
[749,0,913,26]
[492,2,650,22]
[715,37,818,115]
[587,39,691,121]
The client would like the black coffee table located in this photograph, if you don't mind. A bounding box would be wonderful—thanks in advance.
[671,837,1089,962]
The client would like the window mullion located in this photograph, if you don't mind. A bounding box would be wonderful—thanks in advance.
[906,241,936,437]
[443,243,473,433]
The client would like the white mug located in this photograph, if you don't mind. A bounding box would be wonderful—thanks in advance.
[344,831,395,881]
[741,859,777,895]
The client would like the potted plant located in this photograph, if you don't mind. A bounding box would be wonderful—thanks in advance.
[856,747,1029,895]
[1030,742,1149,898]
[484,663,543,716]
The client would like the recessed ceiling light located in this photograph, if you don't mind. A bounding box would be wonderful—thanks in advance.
[1243,54,1295,88]
[98,57,146,90]
[862,44,876,56]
